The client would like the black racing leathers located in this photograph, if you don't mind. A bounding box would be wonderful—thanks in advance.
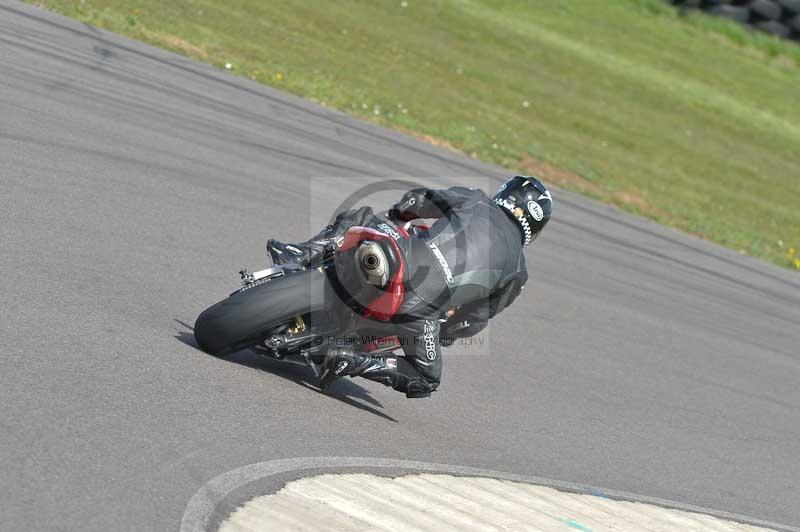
[318,186,528,395]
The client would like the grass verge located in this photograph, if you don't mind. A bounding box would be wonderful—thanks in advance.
[26,0,800,270]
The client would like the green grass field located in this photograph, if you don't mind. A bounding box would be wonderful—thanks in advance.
[28,0,800,269]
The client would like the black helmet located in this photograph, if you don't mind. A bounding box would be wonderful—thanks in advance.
[493,175,552,246]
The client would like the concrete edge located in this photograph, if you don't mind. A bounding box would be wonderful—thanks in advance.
[180,457,800,532]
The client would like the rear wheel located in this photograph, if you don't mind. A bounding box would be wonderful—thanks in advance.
[194,268,329,357]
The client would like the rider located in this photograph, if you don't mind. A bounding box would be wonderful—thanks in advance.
[267,176,553,398]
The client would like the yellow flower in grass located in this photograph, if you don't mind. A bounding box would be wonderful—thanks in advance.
[793,258,800,270]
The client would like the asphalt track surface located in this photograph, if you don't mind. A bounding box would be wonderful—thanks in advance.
[2,2,800,531]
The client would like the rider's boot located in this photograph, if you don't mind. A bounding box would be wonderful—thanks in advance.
[266,239,333,267]
[319,348,436,398]
[267,225,337,268]
[268,206,382,267]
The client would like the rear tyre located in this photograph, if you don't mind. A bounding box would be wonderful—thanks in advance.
[194,268,329,357]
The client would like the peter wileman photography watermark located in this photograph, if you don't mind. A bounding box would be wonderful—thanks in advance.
[304,176,504,354]
[311,333,488,351]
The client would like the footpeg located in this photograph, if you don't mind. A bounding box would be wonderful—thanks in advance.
[302,349,320,377]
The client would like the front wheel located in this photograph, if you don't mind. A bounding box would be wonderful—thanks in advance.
[194,268,329,356]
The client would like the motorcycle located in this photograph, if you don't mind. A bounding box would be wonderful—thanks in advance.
[194,223,423,377]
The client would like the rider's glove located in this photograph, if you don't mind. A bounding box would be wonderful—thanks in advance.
[389,190,427,222]
[387,207,411,223]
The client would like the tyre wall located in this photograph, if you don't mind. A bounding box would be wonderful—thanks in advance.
[669,0,800,43]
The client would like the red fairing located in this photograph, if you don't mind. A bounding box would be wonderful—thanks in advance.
[399,221,429,238]
[364,335,401,352]
[338,226,406,321]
